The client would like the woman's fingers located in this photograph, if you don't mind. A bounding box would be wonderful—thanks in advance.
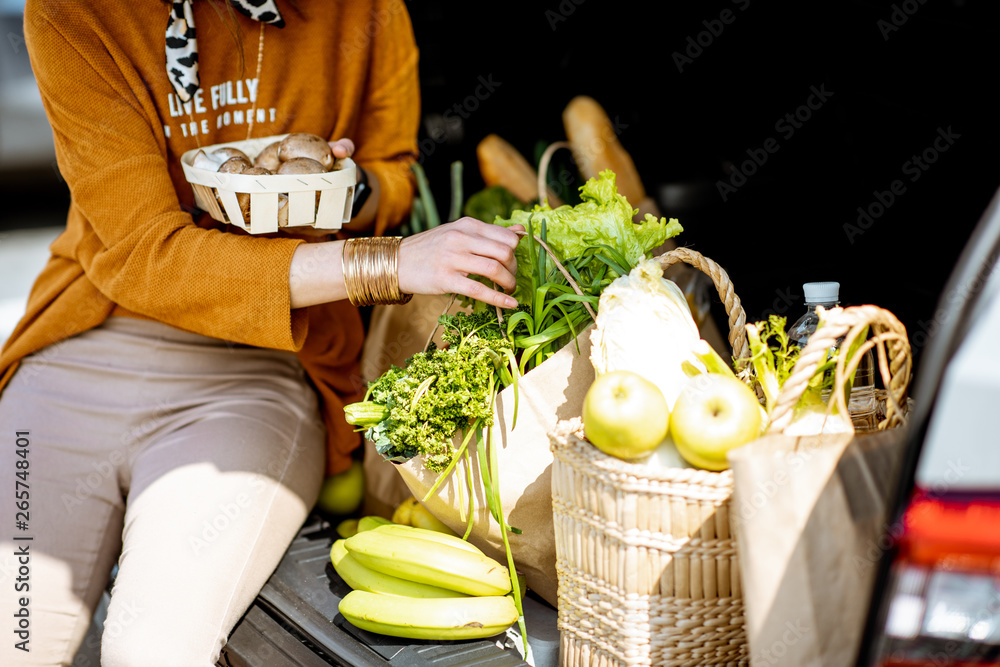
[446,219,521,293]
[329,138,355,159]
[457,254,517,294]
[458,236,517,287]
[453,276,519,311]
[398,218,523,308]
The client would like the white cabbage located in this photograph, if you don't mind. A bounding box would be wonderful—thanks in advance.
[589,259,704,411]
[639,436,692,471]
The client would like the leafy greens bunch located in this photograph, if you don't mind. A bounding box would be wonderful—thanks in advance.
[494,170,682,310]
[345,310,516,472]
[744,313,869,432]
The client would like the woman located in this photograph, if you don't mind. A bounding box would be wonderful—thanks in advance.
[0,1,520,664]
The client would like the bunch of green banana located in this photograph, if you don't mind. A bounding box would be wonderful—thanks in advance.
[332,518,518,640]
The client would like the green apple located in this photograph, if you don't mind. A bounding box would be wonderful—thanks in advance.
[669,373,762,471]
[392,497,418,525]
[583,370,670,461]
[317,460,365,516]
[408,501,458,536]
[336,518,360,538]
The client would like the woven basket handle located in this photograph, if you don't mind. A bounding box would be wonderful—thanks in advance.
[766,305,912,434]
[537,141,571,206]
[654,247,749,364]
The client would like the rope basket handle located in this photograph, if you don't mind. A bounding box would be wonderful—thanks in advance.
[654,247,750,364]
[537,141,571,206]
[767,305,912,434]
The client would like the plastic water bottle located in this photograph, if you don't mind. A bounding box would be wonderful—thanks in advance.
[787,282,877,432]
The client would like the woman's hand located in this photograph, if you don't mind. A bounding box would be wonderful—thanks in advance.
[329,138,355,159]
[398,218,523,310]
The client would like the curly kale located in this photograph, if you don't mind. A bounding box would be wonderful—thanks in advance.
[438,309,505,345]
[363,313,514,471]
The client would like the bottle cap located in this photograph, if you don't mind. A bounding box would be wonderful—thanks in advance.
[803,281,839,304]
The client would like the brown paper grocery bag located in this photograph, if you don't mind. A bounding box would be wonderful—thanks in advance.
[393,325,596,608]
[728,429,907,667]
[727,304,913,667]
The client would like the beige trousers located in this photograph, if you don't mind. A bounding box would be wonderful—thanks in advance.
[0,317,327,666]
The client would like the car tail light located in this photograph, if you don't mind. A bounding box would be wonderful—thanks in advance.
[868,489,1000,666]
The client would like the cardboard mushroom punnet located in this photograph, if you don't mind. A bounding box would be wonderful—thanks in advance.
[181,133,356,234]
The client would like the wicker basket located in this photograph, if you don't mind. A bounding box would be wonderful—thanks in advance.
[180,134,357,235]
[549,247,752,667]
[549,248,914,666]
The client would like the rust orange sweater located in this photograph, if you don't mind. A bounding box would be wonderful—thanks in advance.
[2,0,420,474]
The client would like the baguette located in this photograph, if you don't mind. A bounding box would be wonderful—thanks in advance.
[562,95,650,212]
[476,133,563,207]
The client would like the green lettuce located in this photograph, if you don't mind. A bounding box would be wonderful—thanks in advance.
[493,169,682,305]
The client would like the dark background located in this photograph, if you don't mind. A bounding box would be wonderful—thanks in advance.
[407,0,1000,373]
[4,0,998,375]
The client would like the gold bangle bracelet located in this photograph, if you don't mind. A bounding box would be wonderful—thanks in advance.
[342,236,413,307]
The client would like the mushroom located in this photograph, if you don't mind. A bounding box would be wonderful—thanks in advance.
[235,167,273,222]
[276,157,328,175]
[276,158,326,217]
[277,193,289,227]
[213,157,250,222]
[253,141,282,171]
[213,146,251,163]
[236,193,251,223]
[217,156,251,174]
[191,149,223,171]
[278,133,334,171]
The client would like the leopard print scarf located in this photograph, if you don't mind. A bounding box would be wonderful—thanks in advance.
[166,0,284,103]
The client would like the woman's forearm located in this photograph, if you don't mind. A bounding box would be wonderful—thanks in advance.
[288,218,524,312]
[289,240,347,309]
[286,168,380,310]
